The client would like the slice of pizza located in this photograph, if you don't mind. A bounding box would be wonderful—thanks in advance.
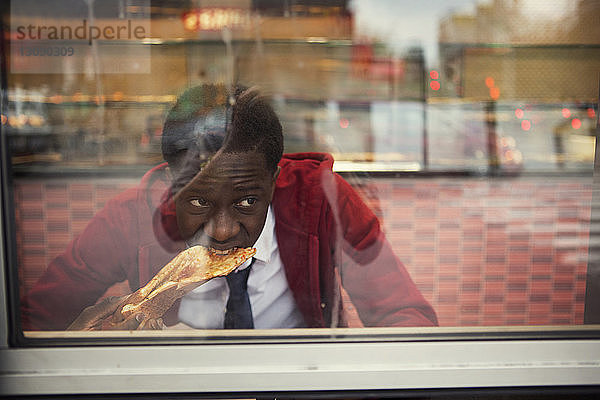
[105,246,256,329]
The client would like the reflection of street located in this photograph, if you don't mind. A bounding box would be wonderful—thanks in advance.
[7,87,595,174]
[277,99,596,174]
[5,88,171,167]
[497,104,596,172]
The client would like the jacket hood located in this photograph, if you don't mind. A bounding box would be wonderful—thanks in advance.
[279,152,334,170]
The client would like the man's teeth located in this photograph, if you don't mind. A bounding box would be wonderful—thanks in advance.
[210,248,233,255]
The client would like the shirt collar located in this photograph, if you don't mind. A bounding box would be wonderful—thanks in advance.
[252,205,275,264]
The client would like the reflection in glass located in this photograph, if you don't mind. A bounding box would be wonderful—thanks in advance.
[4,0,599,334]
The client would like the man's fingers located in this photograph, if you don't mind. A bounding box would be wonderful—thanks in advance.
[70,296,166,331]
[67,296,126,330]
[112,313,145,330]
[151,318,166,330]
[94,296,126,318]
[138,317,166,330]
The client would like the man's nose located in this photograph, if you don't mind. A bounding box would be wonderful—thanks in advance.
[203,209,240,243]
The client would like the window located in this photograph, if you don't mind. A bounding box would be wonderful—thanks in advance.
[1,0,599,397]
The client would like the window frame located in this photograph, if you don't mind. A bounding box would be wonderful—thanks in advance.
[2,333,600,396]
[2,4,600,397]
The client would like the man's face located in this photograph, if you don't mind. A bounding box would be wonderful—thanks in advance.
[173,150,278,251]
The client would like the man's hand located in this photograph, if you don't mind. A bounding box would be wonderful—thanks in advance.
[67,296,166,331]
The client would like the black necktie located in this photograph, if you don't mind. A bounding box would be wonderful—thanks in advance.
[224,260,254,329]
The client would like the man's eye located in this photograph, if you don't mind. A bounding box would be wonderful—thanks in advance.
[189,198,209,208]
[237,197,257,208]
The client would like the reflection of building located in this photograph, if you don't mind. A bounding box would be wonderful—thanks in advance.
[438,0,600,101]
[5,0,357,166]
[6,0,428,167]
[6,0,598,169]
[435,0,598,171]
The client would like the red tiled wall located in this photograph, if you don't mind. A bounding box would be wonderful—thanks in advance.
[14,179,137,300]
[12,176,592,327]
[354,178,591,326]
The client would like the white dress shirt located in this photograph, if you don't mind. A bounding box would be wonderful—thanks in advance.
[177,206,306,329]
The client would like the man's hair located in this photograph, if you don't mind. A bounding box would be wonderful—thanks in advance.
[161,84,283,175]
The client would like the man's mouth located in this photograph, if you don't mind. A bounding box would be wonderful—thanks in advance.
[208,247,237,256]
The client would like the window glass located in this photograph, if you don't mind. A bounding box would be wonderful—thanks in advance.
[2,0,599,339]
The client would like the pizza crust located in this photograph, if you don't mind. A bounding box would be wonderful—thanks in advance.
[104,245,256,329]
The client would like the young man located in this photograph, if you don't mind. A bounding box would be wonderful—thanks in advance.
[21,84,438,331]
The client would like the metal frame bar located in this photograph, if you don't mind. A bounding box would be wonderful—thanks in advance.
[1,339,599,396]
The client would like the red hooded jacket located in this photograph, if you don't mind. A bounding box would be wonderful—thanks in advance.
[21,153,437,330]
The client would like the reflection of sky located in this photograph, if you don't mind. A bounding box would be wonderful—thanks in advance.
[350,0,477,67]
[350,0,572,67]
